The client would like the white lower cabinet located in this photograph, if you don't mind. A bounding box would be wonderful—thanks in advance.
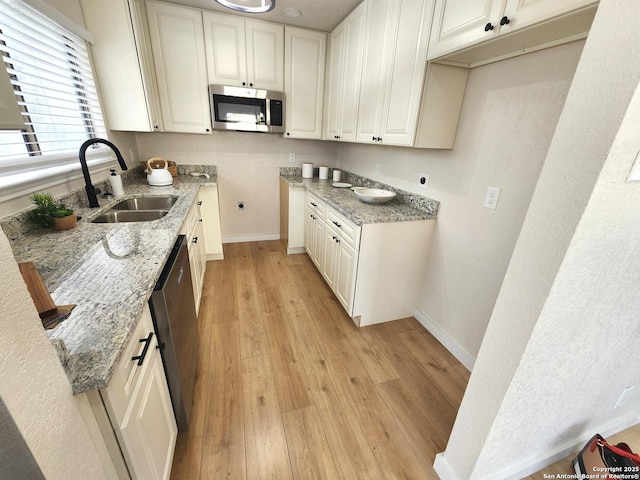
[198,186,224,261]
[182,197,207,314]
[302,190,434,326]
[96,305,177,480]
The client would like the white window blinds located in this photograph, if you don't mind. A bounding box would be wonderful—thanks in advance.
[0,0,106,165]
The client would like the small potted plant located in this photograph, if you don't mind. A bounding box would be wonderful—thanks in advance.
[29,192,77,231]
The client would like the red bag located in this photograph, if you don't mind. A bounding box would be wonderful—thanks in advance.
[573,434,640,478]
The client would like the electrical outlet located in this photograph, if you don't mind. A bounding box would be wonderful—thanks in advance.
[418,173,430,189]
[375,163,381,175]
[483,186,501,210]
[614,386,635,409]
[289,152,296,163]
[238,201,245,211]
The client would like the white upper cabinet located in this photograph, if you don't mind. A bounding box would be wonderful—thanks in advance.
[81,0,162,132]
[322,1,367,142]
[146,1,211,134]
[0,60,23,130]
[284,26,326,140]
[203,12,284,91]
[357,0,435,147]
[428,0,598,61]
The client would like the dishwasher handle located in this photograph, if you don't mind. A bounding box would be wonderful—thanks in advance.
[132,332,154,366]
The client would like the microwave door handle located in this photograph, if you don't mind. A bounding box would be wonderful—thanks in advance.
[266,99,271,127]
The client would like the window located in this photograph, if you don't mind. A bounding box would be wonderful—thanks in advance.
[0,0,108,199]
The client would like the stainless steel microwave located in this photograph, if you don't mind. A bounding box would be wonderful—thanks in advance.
[209,85,285,133]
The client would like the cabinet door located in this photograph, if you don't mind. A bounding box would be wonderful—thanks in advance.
[284,27,326,139]
[428,0,503,60]
[203,12,247,87]
[356,0,394,144]
[322,23,346,140]
[304,208,316,259]
[146,1,211,134]
[380,0,432,146]
[502,0,598,32]
[321,228,339,290]
[334,240,358,314]
[0,60,23,129]
[81,0,161,132]
[199,186,224,260]
[116,347,177,480]
[245,20,284,90]
[338,1,367,142]
[311,215,325,270]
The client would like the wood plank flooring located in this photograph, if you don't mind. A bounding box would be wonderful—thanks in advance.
[170,240,469,479]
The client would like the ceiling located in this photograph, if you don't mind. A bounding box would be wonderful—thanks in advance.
[164,0,362,32]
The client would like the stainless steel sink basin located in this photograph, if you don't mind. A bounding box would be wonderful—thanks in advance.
[92,210,169,223]
[110,196,178,211]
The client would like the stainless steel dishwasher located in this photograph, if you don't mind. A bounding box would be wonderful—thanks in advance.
[149,235,199,432]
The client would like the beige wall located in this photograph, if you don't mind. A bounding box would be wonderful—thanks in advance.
[0,229,107,479]
[337,40,585,362]
[135,131,337,242]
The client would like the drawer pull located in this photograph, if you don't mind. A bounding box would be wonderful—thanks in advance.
[192,236,198,244]
[332,221,342,228]
[132,332,154,366]
[310,202,317,207]
[197,201,203,206]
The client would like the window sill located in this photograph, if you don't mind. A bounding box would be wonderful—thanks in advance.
[0,153,124,204]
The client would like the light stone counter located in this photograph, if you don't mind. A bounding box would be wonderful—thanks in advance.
[4,171,216,394]
[280,171,439,225]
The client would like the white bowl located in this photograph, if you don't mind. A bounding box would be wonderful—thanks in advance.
[352,187,396,204]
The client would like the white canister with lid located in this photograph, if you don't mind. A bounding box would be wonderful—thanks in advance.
[319,166,329,180]
[333,169,342,182]
[302,162,314,179]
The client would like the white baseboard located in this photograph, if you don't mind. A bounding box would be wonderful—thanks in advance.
[433,411,639,480]
[434,453,458,480]
[413,308,475,371]
[222,233,280,244]
[481,413,640,480]
[206,253,224,261]
[287,246,306,254]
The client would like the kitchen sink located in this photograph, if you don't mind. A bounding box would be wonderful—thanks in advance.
[92,210,169,223]
[110,196,178,211]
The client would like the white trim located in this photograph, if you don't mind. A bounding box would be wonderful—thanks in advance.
[222,233,280,244]
[287,246,306,254]
[206,253,224,261]
[434,453,458,480]
[21,0,94,43]
[413,308,475,371]
[480,414,640,480]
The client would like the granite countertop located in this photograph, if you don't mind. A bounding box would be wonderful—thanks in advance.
[280,174,439,225]
[5,171,216,394]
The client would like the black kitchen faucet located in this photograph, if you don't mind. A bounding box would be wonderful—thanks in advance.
[78,138,128,208]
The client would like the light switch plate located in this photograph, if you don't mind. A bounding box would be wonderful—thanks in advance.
[483,186,501,210]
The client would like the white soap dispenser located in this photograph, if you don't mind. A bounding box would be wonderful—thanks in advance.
[108,169,124,197]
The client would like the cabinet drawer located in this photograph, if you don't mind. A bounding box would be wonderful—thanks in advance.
[326,207,361,250]
[306,191,326,219]
[101,306,156,427]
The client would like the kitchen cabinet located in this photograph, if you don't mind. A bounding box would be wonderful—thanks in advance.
[203,12,284,91]
[428,0,598,65]
[280,179,306,254]
[146,1,211,134]
[183,197,207,314]
[198,185,224,261]
[98,304,177,480]
[0,61,23,130]
[322,1,367,143]
[356,0,434,146]
[304,191,361,314]
[301,188,435,326]
[284,26,326,140]
[81,0,163,132]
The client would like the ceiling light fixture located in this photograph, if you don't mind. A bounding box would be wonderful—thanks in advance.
[282,7,301,17]
[214,0,275,13]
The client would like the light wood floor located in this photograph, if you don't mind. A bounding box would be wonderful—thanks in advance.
[170,240,470,479]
